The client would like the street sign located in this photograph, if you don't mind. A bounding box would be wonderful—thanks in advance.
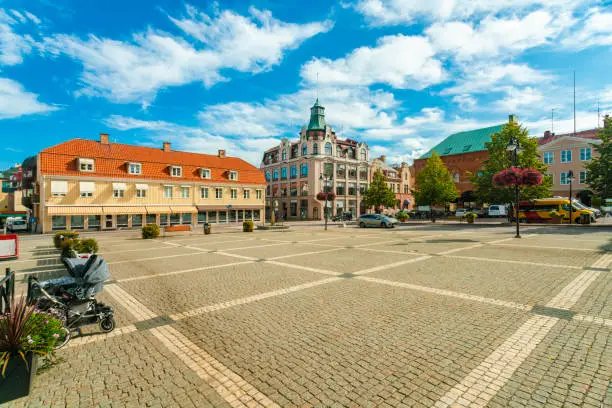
[30,217,36,223]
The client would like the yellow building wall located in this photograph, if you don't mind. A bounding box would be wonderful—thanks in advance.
[41,177,265,232]
[0,191,8,212]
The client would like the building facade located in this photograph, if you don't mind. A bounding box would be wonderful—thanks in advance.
[261,100,370,220]
[34,134,266,233]
[370,156,413,211]
[414,116,518,203]
[538,125,603,202]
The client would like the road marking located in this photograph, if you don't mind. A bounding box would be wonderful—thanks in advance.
[108,251,215,265]
[151,325,279,408]
[435,253,607,408]
[264,260,341,276]
[66,325,138,348]
[572,314,612,327]
[116,261,255,283]
[491,243,601,252]
[169,277,341,320]
[105,285,158,321]
[591,252,612,268]
[436,243,483,255]
[357,276,531,311]
[267,247,345,260]
[353,255,432,275]
[444,255,584,270]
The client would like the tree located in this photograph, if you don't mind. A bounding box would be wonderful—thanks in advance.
[585,117,612,199]
[470,121,552,203]
[363,169,396,212]
[413,151,458,212]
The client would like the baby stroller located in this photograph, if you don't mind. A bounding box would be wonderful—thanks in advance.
[27,254,115,347]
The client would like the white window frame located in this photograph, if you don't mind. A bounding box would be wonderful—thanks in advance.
[136,189,147,198]
[561,150,572,163]
[78,158,95,172]
[113,189,125,198]
[164,185,173,199]
[129,162,142,175]
[79,181,94,198]
[201,168,211,179]
[200,187,209,199]
[543,152,553,164]
[579,171,587,184]
[215,188,223,199]
[171,166,182,177]
[256,189,263,200]
[560,172,569,185]
[230,188,237,200]
[229,171,238,181]
[181,186,190,199]
[243,189,250,199]
[579,147,591,161]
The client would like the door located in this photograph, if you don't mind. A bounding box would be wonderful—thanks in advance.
[105,214,114,229]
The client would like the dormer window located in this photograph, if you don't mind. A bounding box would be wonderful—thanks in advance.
[128,163,142,175]
[171,166,182,177]
[229,171,238,181]
[201,168,211,179]
[78,158,94,172]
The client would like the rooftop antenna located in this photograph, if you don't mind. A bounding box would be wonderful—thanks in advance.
[573,70,576,137]
[551,108,555,134]
[597,98,600,128]
[316,72,319,100]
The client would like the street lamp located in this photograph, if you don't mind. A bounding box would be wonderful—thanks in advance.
[507,135,523,238]
[319,174,331,231]
[567,170,574,224]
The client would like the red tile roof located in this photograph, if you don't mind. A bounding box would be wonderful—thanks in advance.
[40,139,266,185]
[538,128,600,146]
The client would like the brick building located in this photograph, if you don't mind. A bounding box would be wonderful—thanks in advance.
[370,156,413,211]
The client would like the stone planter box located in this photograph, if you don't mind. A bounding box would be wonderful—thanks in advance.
[0,352,38,404]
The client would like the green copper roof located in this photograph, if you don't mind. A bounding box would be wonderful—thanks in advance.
[419,124,505,159]
[308,99,326,130]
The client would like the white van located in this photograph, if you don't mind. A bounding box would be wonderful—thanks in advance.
[487,205,507,217]
[6,217,28,232]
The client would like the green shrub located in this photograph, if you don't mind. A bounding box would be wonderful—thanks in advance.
[53,231,79,249]
[464,212,478,220]
[243,220,254,232]
[396,211,409,221]
[591,197,602,207]
[60,239,77,258]
[76,238,99,254]
[142,224,160,239]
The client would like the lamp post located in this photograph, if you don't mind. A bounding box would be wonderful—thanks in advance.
[567,170,574,224]
[319,174,331,231]
[507,135,523,238]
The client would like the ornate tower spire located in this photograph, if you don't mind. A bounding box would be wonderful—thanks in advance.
[308,99,326,130]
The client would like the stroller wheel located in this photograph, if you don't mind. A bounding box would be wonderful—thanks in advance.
[54,327,71,349]
[99,316,115,333]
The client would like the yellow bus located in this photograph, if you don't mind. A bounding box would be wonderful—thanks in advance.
[516,198,595,224]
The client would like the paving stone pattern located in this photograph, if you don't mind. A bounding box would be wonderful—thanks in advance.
[5,224,611,407]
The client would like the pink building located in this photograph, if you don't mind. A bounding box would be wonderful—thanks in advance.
[538,123,604,203]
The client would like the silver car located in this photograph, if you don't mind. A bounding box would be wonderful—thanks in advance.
[357,214,399,228]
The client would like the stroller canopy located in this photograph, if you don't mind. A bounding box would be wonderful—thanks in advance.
[82,256,111,285]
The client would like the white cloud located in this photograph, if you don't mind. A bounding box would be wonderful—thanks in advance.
[562,8,612,49]
[354,0,588,26]
[494,86,544,112]
[0,77,58,119]
[452,94,476,111]
[44,5,331,107]
[525,109,602,136]
[441,63,552,95]
[0,9,36,66]
[301,35,444,89]
[427,11,573,60]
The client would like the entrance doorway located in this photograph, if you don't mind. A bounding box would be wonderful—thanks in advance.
[105,214,114,229]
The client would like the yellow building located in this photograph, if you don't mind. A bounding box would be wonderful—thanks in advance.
[35,134,266,233]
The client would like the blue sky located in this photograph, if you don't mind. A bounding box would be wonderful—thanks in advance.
[1,0,611,170]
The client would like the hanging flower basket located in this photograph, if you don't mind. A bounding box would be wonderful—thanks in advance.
[521,168,543,186]
[316,192,336,201]
[493,167,523,187]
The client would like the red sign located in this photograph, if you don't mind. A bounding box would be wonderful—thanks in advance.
[0,234,19,260]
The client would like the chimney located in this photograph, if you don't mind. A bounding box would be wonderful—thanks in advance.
[544,130,551,138]
[380,155,386,163]
[100,133,109,145]
[163,142,171,152]
[509,114,518,123]
[218,149,226,158]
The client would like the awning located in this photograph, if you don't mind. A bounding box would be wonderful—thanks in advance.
[79,182,95,193]
[103,206,146,215]
[0,213,27,219]
[47,206,103,215]
[135,184,149,190]
[112,183,127,190]
[146,206,171,214]
[197,205,263,212]
[170,206,197,213]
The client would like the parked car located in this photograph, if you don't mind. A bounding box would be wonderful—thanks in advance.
[572,200,601,218]
[454,209,467,217]
[6,217,27,232]
[331,212,353,222]
[357,214,399,228]
[487,205,508,218]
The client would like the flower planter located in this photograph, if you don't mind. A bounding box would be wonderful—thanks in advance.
[466,217,475,224]
[0,353,38,404]
[550,215,563,224]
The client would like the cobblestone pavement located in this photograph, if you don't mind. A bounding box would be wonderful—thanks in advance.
[3,224,611,407]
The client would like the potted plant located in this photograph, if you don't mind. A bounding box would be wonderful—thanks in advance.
[549,209,564,224]
[0,297,65,403]
[141,224,160,239]
[243,220,254,232]
[464,212,477,224]
[396,211,409,222]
